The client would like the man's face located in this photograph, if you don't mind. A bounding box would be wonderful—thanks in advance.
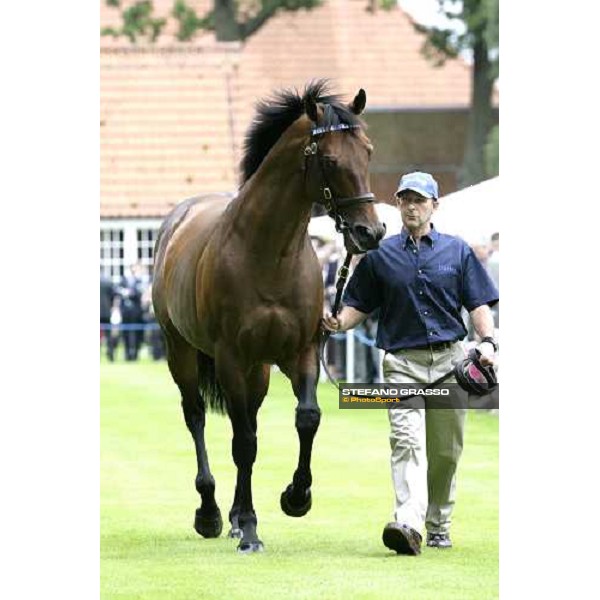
[396,190,437,229]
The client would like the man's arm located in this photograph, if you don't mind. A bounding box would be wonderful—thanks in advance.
[469,304,497,365]
[322,306,369,332]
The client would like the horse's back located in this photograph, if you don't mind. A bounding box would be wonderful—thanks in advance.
[153,192,235,343]
[156,193,234,250]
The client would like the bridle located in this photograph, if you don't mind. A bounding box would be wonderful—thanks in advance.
[303,123,375,236]
[305,122,377,384]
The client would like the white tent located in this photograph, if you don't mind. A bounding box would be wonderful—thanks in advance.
[308,203,403,242]
[309,178,500,246]
[374,202,403,238]
[433,177,500,245]
[307,214,337,241]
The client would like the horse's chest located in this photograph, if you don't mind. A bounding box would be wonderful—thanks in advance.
[234,306,313,361]
[200,248,322,359]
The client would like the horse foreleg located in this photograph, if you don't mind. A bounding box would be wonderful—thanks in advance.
[217,348,268,553]
[227,484,242,539]
[279,345,321,517]
[230,420,262,553]
[228,368,267,540]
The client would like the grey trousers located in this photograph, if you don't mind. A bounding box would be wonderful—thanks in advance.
[383,342,467,534]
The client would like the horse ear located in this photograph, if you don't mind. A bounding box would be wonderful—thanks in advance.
[305,96,319,123]
[350,89,367,115]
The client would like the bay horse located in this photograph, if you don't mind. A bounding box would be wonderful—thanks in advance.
[152,80,385,553]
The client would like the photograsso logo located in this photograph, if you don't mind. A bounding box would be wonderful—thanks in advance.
[338,383,498,409]
[341,387,450,397]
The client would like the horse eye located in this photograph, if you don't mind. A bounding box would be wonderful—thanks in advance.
[322,155,338,167]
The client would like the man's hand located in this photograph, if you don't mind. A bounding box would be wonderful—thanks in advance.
[321,306,368,333]
[476,341,496,367]
[470,305,497,367]
[322,315,341,332]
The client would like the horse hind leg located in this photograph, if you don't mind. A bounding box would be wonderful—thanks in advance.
[163,329,222,538]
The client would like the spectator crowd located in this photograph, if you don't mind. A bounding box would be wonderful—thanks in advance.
[99,263,164,362]
[100,232,498,373]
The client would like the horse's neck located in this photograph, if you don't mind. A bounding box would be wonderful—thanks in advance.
[226,165,312,260]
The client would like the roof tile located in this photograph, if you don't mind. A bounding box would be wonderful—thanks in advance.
[101,0,480,218]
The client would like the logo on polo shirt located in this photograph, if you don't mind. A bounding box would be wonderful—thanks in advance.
[438,264,458,275]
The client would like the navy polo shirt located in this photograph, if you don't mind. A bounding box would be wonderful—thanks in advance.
[343,225,499,352]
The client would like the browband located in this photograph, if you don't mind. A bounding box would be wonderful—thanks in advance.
[311,123,359,137]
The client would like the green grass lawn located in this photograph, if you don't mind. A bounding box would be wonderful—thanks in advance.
[101,357,498,600]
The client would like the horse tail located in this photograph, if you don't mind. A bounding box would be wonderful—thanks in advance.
[196,351,227,414]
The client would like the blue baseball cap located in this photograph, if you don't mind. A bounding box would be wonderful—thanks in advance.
[395,171,439,199]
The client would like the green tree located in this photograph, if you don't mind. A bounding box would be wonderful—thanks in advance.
[101,1,166,43]
[102,1,498,183]
[408,0,499,186]
[484,122,499,178]
[103,1,322,43]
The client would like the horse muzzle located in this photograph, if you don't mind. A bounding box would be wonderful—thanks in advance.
[344,222,386,253]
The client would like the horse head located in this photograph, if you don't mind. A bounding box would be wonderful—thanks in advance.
[303,86,386,254]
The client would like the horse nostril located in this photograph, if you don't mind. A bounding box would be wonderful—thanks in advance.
[354,224,384,248]
[355,225,371,240]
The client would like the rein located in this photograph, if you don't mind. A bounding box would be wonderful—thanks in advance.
[304,122,374,387]
[318,253,353,387]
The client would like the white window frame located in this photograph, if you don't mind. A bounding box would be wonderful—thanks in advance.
[100,218,163,283]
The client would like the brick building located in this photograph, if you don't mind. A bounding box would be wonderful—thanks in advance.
[100,0,495,280]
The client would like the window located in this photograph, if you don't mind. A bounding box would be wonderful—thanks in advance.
[100,229,125,282]
[137,228,159,276]
[100,219,162,282]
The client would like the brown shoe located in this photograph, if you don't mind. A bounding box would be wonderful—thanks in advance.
[382,522,422,555]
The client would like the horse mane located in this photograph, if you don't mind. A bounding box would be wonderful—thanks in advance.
[239,79,362,185]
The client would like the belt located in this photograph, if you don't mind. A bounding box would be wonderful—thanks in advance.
[402,340,456,352]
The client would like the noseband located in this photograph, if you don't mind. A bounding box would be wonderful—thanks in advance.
[304,123,375,234]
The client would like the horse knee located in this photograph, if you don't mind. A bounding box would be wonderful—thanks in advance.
[295,406,321,433]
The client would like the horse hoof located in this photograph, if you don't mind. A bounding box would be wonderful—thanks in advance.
[194,507,223,538]
[280,485,312,517]
[228,527,243,539]
[237,540,264,554]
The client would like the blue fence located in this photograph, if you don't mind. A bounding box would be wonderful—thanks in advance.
[100,323,160,331]
[100,322,376,345]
